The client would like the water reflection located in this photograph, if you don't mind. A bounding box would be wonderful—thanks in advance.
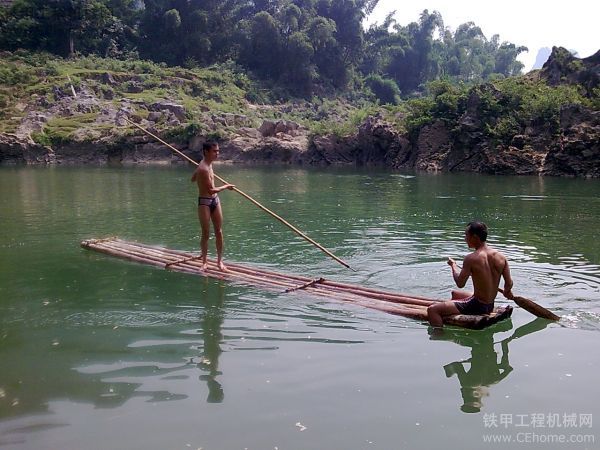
[430,318,551,413]
[197,284,225,403]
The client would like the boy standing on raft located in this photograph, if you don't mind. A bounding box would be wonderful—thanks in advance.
[427,221,514,327]
[191,141,235,271]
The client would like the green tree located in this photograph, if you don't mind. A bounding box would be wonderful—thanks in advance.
[0,0,131,57]
[383,10,444,93]
[282,31,315,94]
[240,11,283,78]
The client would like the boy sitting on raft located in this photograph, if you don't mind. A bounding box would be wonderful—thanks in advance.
[428,221,514,328]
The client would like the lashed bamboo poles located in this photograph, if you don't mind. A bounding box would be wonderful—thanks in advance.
[82,239,428,318]
[123,118,353,270]
[81,238,508,329]
[88,238,428,306]
[110,239,436,307]
[126,240,439,306]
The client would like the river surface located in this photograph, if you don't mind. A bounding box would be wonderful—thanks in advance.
[1,166,599,450]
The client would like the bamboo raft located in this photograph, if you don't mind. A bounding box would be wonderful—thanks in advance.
[81,238,513,329]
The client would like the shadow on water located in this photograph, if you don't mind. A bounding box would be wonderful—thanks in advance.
[197,283,225,403]
[429,318,552,413]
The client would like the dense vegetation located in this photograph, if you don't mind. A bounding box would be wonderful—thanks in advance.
[0,0,528,100]
[402,77,592,142]
[1,49,593,149]
[0,49,374,141]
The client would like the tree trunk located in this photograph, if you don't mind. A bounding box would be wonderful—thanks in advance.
[68,30,75,58]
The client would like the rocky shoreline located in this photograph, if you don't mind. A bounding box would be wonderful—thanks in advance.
[1,48,598,177]
[2,105,598,178]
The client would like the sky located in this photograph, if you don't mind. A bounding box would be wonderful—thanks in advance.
[366,0,599,71]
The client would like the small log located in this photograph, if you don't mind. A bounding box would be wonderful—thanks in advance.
[284,278,325,293]
[165,256,203,269]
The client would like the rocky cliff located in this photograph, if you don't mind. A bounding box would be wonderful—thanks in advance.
[1,47,598,177]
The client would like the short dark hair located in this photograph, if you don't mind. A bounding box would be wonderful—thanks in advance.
[466,221,488,241]
[202,141,218,153]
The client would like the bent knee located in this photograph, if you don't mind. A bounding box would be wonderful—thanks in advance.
[427,304,439,316]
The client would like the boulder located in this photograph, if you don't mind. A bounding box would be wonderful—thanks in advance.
[258,119,301,137]
[0,133,54,164]
[147,111,163,122]
[543,104,600,177]
[258,120,277,137]
[414,120,452,171]
[357,115,411,167]
[309,134,357,165]
[149,102,186,121]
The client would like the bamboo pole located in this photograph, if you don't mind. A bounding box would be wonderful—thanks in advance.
[138,242,434,307]
[84,239,425,308]
[110,240,501,320]
[122,118,353,270]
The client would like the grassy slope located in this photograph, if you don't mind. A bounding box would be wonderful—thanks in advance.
[1,50,595,147]
[0,51,376,143]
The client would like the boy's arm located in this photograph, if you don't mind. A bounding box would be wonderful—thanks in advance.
[191,166,200,182]
[192,166,235,193]
[448,257,471,288]
[501,259,514,299]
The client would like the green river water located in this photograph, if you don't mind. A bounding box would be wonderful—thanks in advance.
[0,165,599,450]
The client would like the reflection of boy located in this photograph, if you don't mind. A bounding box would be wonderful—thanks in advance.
[437,318,549,413]
[443,337,512,413]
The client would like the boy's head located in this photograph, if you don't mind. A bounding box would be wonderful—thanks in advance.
[202,141,219,154]
[465,221,488,242]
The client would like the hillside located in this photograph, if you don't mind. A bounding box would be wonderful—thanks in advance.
[0,47,598,177]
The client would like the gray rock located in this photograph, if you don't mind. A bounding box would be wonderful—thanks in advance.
[102,72,117,86]
[258,119,301,137]
[150,102,186,121]
[0,133,54,164]
[258,120,277,137]
[147,111,163,122]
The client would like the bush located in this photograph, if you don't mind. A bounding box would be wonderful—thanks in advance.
[164,122,205,143]
[0,93,9,108]
[365,74,401,105]
[404,97,436,136]
[31,132,52,147]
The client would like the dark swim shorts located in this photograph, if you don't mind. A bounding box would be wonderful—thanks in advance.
[198,195,219,213]
[454,296,494,315]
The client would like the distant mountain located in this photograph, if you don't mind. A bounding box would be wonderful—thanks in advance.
[539,46,599,96]
[532,47,552,69]
[532,47,582,70]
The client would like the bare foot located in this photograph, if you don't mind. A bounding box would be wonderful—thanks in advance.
[217,261,228,272]
[201,261,208,271]
[497,305,513,321]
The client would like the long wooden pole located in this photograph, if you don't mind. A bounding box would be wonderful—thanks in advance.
[123,118,354,270]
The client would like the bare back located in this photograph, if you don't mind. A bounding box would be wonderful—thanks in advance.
[465,246,508,303]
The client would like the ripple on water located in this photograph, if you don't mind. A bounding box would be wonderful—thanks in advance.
[62,309,210,327]
[557,312,600,332]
